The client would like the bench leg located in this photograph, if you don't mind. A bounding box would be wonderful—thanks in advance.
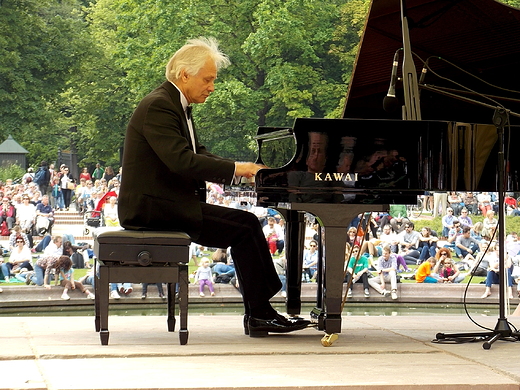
[167,282,176,332]
[94,260,101,332]
[98,266,110,345]
[179,264,189,345]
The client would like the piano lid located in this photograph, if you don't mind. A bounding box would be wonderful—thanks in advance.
[343,0,520,124]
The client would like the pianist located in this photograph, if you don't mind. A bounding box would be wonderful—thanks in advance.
[118,37,310,337]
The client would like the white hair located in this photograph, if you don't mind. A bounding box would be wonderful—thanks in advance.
[165,37,230,82]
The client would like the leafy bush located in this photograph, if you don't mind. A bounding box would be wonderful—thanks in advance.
[0,164,25,184]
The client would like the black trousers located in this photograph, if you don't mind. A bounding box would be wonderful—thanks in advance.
[196,203,282,308]
[343,271,369,290]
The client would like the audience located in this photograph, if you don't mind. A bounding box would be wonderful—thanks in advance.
[0,177,518,305]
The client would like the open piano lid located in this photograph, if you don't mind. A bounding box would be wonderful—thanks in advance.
[343,0,520,125]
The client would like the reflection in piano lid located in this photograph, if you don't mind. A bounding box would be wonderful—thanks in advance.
[254,118,520,207]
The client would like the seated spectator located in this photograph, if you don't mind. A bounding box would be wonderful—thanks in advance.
[16,194,36,235]
[1,236,33,282]
[478,191,493,216]
[471,221,484,242]
[262,217,284,255]
[436,248,453,265]
[506,232,520,258]
[437,256,465,283]
[458,208,473,228]
[116,283,133,295]
[103,196,120,227]
[418,227,438,263]
[465,241,495,276]
[35,195,54,235]
[398,222,421,265]
[344,246,371,298]
[211,248,235,280]
[58,256,95,300]
[482,210,498,239]
[0,197,16,231]
[455,226,480,258]
[415,256,441,283]
[370,246,399,299]
[346,226,361,249]
[504,194,520,216]
[376,224,399,253]
[462,192,478,215]
[389,213,409,234]
[441,207,456,238]
[302,240,319,282]
[273,256,287,297]
[480,249,513,299]
[141,283,165,299]
[443,220,463,251]
[8,225,30,251]
[63,240,90,269]
[510,255,520,298]
[447,192,463,216]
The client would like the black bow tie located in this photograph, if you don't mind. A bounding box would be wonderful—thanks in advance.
[186,106,192,120]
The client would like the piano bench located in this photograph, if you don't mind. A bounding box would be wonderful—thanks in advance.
[93,228,191,346]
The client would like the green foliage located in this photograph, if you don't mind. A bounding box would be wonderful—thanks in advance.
[1,0,518,169]
[0,164,25,184]
[0,0,95,165]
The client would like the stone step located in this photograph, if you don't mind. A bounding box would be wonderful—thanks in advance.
[0,282,513,309]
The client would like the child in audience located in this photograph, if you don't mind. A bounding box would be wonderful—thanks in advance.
[195,258,215,297]
[58,256,95,300]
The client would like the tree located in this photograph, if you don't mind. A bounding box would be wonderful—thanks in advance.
[0,0,94,165]
[78,0,350,167]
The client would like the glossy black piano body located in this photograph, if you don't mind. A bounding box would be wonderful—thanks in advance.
[253,0,520,334]
[256,117,519,333]
[257,118,520,205]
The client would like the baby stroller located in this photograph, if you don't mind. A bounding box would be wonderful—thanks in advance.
[83,209,102,236]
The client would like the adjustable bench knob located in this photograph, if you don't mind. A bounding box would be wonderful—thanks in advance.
[137,251,152,266]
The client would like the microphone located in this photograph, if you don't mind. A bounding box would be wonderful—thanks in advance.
[419,58,429,85]
[383,50,400,112]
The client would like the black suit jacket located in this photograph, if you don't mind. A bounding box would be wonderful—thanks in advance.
[119,81,235,239]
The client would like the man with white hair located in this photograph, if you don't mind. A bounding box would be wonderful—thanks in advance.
[119,37,309,337]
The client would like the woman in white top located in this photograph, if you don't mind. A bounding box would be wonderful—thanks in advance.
[16,195,36,234]
[104,196,119,227]
[1,236,33,282]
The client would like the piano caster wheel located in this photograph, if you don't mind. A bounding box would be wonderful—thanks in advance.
[321,333,338,347]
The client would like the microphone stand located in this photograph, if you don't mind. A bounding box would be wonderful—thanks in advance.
[424,84,520,349]
[400,0,421,120]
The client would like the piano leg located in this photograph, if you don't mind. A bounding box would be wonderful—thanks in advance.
[321,225,349,334]
[291,204,386,335]
[277,209,305,316]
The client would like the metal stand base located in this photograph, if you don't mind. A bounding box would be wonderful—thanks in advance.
[435,318,520,349]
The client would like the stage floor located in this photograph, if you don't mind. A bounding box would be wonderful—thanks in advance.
[2,314,520,389]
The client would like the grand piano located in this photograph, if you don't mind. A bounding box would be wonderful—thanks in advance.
[253,0,520,334]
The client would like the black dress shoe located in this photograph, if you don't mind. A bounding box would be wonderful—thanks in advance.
[244,314,310,336]
[248,313,311,337]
